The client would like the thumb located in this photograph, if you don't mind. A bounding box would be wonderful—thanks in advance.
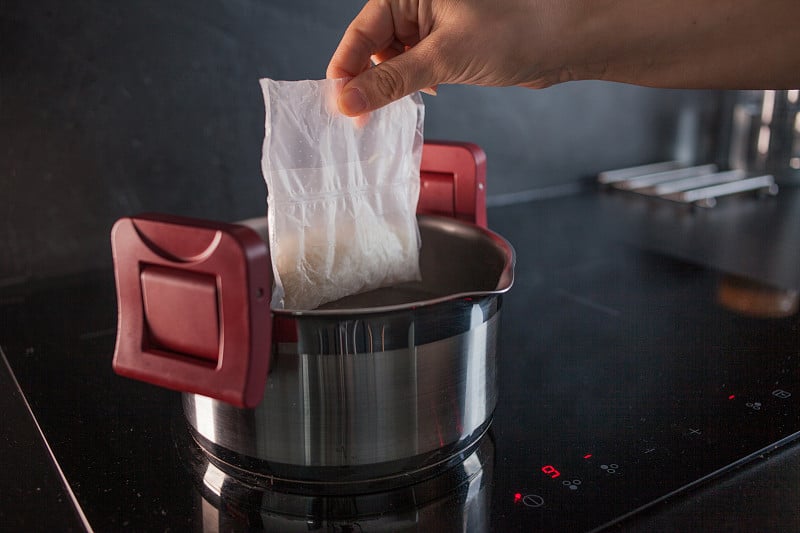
[337,41,440,116]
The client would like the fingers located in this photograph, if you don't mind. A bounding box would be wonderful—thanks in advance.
[327,0,442,115]
[326,1,397,80]
[371,39,405,65]
[373,44,437,98]
[337,38,441,115]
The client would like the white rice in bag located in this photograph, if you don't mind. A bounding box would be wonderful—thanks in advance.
[259,78,424,310]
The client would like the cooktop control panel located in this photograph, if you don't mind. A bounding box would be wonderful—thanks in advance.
[497,382,798,531]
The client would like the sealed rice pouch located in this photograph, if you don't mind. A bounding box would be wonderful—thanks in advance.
[259,78,424,310]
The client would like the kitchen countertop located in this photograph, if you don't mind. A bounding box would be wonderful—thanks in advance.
[0,348,88,531]
[595,182,800,291]
[1,189,799,531]
[489,186,800,531]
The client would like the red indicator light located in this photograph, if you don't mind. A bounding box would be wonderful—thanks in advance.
[583,454,593,459]
[541,465,561,479]
[728,395,736,400]
[514,493,522,503]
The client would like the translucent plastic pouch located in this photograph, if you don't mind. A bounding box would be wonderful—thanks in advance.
[259,78,425,310]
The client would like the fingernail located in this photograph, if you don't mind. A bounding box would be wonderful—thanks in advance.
[339,87,367,115]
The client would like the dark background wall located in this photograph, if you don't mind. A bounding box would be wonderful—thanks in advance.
[0,1,721,281]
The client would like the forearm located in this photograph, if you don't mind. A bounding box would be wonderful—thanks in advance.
[328,0,800,116]
[566,0,800,88]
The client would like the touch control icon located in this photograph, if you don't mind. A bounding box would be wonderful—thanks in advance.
[522,494,545,508]
[773,389,792,399]
[601,463,620,474]
[563,479,582,491]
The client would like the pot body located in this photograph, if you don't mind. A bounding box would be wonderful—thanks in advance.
[183,216,510,481]
[184,295,500,481]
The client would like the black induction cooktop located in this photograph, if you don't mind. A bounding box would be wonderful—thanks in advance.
[2,193,799,532]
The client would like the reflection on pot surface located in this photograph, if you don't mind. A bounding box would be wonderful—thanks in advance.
[179,422,495,533]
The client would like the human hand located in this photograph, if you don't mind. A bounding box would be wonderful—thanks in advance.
[327,0,800,116]
[326,0,571,116]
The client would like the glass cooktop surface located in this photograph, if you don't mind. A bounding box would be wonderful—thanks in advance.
[2,195,799,531]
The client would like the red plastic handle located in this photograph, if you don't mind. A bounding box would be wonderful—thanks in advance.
[111,214,272,408]
[418,141,487,228]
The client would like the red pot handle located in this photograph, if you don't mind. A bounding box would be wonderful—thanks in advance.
[111,214,272,408]
[419,141,487,228]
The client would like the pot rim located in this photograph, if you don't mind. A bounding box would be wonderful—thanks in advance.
[260,214,515,317]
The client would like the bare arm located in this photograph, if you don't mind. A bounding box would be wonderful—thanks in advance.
[327,0,800,115]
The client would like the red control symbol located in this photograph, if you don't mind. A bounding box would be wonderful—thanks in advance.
[541,465,561,479]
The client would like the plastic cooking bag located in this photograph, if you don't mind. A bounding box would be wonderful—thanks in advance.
[259,78,425,310]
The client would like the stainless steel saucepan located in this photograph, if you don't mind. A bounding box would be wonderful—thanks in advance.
[110,141,515,484]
